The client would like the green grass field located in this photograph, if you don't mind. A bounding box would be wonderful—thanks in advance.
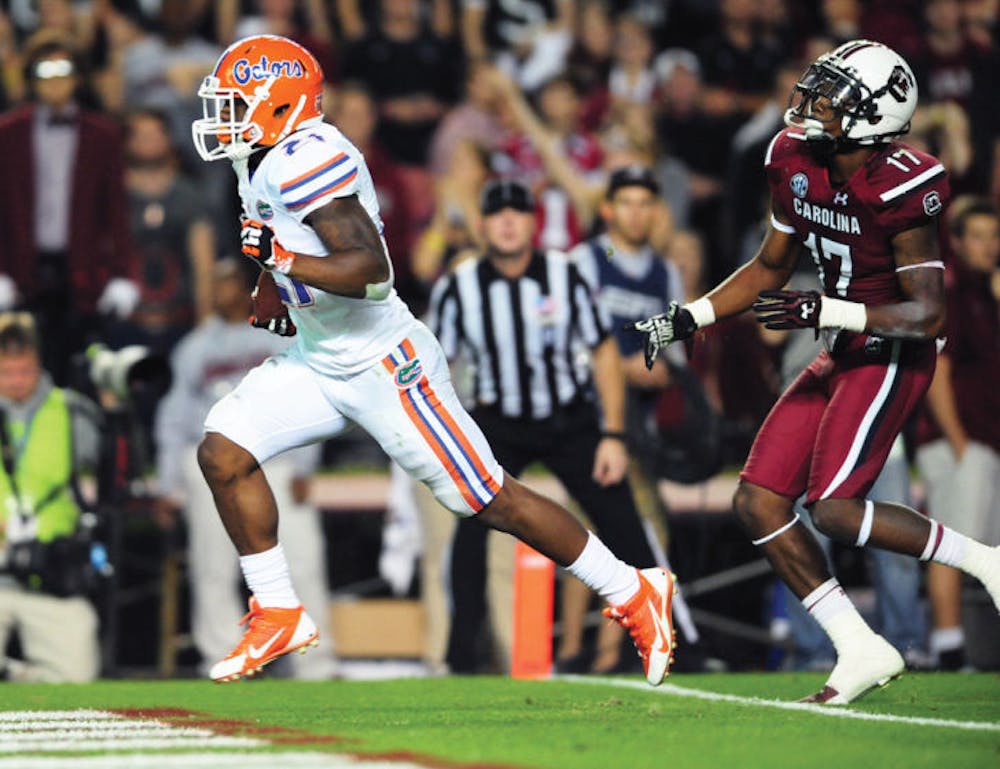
[2,673,998,769]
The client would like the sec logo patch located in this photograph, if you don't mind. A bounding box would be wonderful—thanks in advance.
[790,173,809,198]
[395,359,423,389]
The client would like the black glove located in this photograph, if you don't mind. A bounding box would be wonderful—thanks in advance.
[241,219,295,273]
[251,314,297,336]
[626,301,697,370]
[752,289,821,331]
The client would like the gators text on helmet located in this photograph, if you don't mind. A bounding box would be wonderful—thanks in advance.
[192,35,323,162]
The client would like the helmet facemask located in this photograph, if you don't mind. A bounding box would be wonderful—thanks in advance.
[192,75,271,161]
[192,74,309,162]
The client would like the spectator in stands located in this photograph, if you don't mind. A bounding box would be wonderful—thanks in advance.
[654,48,730,279]
[724,62,803,267]
[0,312,102,682]
[695,0,783,121]
[962,0,998,49]
[427,60,507,177]
[910,0,999,195]
[489,68,604,250]
[907,100,973,184]
[336,0,455,44]
[667,229,780,457]
[668,229,710,304]
[215,0,335,77]
[340,0,460,169]
[608,14,659,109]
[412,139,490,288]
[911,0,984,107]
[915,197,1000,670]
[462,0,574,92]
[118,108,217,355]
[820,0,863,44]
[328,82,418,308]
[0,39,138,385]
[566,0,613,131]
[599,102,689,232]
[154,259,337,679]
[116,0,220,157]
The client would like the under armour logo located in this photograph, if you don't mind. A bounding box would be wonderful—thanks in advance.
[800,304,815,320]
[833,192,849,206]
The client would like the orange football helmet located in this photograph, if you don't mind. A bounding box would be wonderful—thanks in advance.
[192,35,323,162]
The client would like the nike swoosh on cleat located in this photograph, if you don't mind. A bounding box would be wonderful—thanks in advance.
[647,599,669,653]
[248,630,285,660]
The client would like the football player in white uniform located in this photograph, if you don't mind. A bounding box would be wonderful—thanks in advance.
[191,35,676,683]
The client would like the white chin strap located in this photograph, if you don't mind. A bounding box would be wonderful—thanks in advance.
[224,141,256,161]
[783,108,833,142]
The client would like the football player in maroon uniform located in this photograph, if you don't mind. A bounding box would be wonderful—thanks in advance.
[631,40,1000,704]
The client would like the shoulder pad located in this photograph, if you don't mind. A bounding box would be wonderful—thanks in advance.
[764,127,809,169]
[867,143,947,207]
[270,129,359,214]
[868,143,950,230]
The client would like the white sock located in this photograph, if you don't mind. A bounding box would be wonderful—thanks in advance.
[240,543,301,608]
[802,578,873,653]
[566,531,640,607]
[920,521,970,566]
[929,626,965,655]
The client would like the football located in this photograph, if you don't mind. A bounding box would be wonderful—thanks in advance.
[250,270,296,336]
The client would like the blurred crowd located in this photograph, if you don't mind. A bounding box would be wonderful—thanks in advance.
[0,0,997,680]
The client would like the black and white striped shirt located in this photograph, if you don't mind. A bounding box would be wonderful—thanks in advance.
[427,250,611,420]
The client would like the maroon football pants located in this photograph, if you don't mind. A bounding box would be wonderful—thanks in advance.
[741,339,935,506]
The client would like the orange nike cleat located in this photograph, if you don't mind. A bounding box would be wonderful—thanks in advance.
[602,568,677,685]
[210,596,319,682]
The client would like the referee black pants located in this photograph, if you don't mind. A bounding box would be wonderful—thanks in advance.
[445,402,657,673]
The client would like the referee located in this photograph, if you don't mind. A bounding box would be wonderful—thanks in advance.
[428,178,657,672]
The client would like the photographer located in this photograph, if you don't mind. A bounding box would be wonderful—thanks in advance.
[0,312,101,682]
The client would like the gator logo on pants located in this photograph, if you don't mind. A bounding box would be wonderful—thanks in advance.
[394,359,423,389]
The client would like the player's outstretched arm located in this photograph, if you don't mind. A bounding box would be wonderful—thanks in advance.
[629,198,800,368]
[864,222,945,339]
[242,195,391,299]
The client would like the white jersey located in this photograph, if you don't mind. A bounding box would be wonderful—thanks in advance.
[238,120,416,376]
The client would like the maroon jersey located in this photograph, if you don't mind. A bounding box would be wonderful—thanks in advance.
[765,127,950,306]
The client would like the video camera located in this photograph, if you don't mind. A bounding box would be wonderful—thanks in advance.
[85,343,172,405]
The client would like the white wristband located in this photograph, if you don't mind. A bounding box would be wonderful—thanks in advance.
[685,297,716,328]
[819,296,867,333]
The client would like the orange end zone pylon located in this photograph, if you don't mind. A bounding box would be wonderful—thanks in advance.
[510,540,555,679]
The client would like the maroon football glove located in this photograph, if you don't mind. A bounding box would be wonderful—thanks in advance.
[752,289,821,331]
[250,270,296,337]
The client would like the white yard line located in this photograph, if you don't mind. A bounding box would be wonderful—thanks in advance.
[0,753,430,769]
[559,675,1000,733]
[0,737,264,753]
[0,711,118,722]
[1,728,221,742]
[0,710,433,767]
[0,720,174,732]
